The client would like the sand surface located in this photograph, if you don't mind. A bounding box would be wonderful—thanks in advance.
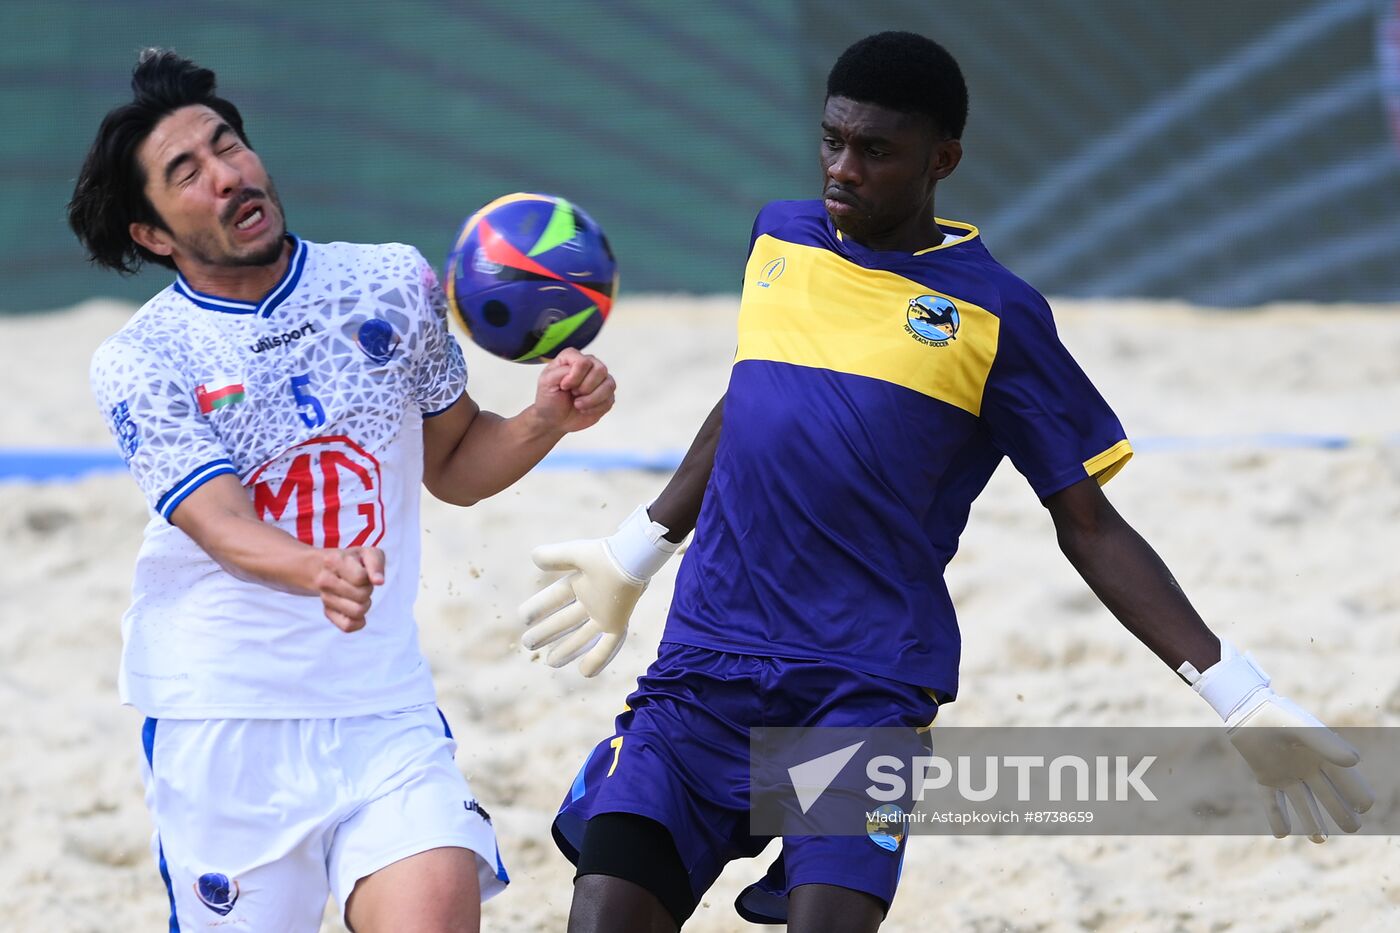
[2,296,1398,931]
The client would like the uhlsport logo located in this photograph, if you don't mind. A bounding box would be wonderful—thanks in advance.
[465,798,493,824]
[249,320,318,354]
[355,318,401,364]
[194,872,239,916]
[905,295,959,346]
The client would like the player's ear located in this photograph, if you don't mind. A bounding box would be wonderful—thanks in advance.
[930,137,962,182]
[129,221,174,259]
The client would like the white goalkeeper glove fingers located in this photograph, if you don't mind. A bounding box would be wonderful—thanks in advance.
[519,505,681,677]
[1180,639,1374,842]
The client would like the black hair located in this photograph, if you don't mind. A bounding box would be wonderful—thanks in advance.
[826,31,968,140]
[67,49,251,273]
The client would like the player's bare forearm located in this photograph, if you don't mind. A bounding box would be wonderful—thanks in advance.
[1046,477,1220,676]
[171,473,326,595]
[171,475,382,632]
[649,395,724,542]
[423,352,614,506]
[422,394,566,506]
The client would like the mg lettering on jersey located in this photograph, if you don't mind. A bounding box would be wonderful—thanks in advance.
[249,435,385,548]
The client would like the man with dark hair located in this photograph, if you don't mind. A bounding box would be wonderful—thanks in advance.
[74,49,617,932]
[520,31,1372,932]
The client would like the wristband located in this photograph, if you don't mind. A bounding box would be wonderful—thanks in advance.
[605,505,682,582]
[1178,638,1272,722]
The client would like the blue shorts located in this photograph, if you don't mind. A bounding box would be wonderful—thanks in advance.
[552,642,939,923]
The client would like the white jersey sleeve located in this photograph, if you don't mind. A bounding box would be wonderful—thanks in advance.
[91,335,237,521]
[410,252,468,416]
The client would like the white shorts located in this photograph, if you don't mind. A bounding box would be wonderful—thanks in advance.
[140,704,508,931]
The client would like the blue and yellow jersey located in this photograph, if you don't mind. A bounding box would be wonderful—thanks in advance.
[664,200,1132,698]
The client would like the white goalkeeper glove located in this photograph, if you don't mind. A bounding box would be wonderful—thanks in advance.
[1180,639,1374,842]
[519,505,681,677]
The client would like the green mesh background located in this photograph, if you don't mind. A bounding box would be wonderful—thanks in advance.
[2,0,1397,311]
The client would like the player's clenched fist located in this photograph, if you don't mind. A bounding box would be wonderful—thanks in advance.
[316,547,386,633]
[534,347,616,433]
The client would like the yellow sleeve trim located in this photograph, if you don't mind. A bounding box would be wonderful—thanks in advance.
[1083,439,1133,486]
[916,688,941,732]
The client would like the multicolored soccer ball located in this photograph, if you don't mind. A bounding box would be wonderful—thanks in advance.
[445,193,617,363]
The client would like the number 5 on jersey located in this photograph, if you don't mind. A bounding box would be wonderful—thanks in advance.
[291,373,327,428]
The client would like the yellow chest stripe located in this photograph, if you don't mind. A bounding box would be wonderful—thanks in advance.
[734,235,999,416]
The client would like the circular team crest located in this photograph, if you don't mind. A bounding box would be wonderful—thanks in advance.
[194,872,240,916]
[866,803,907,852]
[906,295,959,345]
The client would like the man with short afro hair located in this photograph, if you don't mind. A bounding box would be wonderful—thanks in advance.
[525,30,1372,933]
[826,30,968,140]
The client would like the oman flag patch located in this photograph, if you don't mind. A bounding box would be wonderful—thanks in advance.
[196,377,247,414]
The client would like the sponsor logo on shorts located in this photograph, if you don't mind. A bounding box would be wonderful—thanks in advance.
[465,799,493,825]
[904,295,959,347]
[249,321,318,354]
[194,872,240,916]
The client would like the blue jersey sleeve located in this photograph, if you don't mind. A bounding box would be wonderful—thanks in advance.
[980,288,1131,499]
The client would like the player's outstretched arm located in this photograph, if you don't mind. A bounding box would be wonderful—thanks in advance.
[645,394,725,544]
[1045,476,1373,841]
[519,395,724,675]
[422,348,615,506]
[172,474,384,632]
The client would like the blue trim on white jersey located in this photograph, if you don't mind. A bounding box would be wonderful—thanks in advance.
[494,846,510,884]
[422,390,465,419]
[156,458,238,522]
[142,718,181,932]
[257,236,309,317]
[172,235,307,318]
[435,707,507,882]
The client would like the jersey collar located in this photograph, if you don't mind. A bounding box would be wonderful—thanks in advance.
[172,234,308,317]
[832,218,981,258]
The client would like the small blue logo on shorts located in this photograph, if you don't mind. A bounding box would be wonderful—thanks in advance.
[194,872,240,915]
[355,318,400,364]
[905,295,959,345]
[866,803,907,852]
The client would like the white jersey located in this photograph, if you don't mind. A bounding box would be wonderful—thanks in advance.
[90,236,467,719]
